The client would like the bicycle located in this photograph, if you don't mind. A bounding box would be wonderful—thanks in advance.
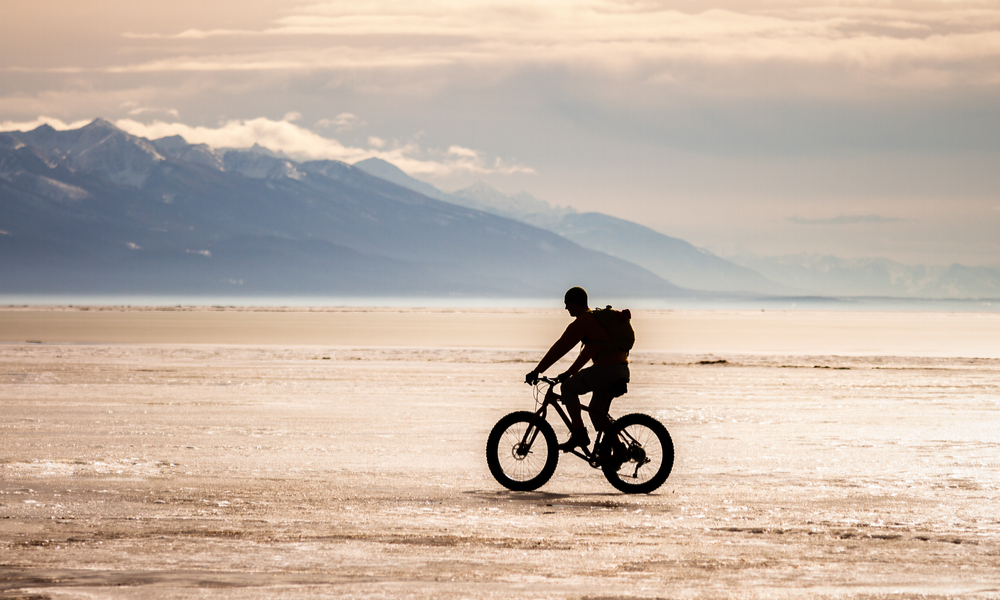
[486,375,674,494]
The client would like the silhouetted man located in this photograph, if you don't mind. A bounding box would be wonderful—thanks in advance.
[525,287,630,452]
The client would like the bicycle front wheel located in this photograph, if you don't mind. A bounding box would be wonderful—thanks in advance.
[601,413,673,494]
[486,411,558,491]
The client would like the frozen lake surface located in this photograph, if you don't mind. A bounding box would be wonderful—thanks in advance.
[2,309,1000,598]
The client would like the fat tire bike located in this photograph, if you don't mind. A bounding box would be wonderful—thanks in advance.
[486,376,673,494]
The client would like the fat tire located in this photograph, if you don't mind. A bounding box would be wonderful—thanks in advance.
[601,413,673,494]
[486,411,559,491]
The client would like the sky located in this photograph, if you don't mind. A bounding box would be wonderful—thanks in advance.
[2,0,999,265]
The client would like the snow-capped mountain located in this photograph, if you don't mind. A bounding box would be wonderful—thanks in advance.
[0,119,682,298]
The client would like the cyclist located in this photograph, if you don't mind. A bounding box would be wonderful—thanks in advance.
[525,286,630,452]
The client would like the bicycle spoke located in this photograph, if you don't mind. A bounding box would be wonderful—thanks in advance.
[497,422,550,482]
[612,424,664,483]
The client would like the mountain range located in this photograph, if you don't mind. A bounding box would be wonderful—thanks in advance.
[354,158,784,295]
[0,119,681,298]
[355,158,1000,300]
[2,119,996,300]
[725,253,1000,300]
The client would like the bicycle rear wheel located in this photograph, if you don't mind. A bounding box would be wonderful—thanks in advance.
[601,413,673,494]
[486,411,558,491]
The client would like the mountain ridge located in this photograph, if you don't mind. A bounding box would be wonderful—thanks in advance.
[353,159,999,299]
[353,159,786,294]
[0,119,684,298]
[725,252,1000,300]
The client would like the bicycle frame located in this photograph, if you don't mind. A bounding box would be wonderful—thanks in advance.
[525,376,610,468]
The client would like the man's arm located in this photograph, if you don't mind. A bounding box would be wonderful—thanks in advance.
[559,343,599,379]
[529,321,583,376]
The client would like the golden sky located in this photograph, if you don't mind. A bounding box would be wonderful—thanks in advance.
[3,0,999,263]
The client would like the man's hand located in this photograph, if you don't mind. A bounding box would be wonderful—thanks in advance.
[555,371,571,383]
[525,371,540,385]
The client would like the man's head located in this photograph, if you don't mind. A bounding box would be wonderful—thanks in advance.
[564,286,589,316]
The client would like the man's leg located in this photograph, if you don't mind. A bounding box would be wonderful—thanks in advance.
[559,371,592,430]
[588,388,614,433]
[578,363,630,433]
[559,364,629,451]
[558,370,596,451]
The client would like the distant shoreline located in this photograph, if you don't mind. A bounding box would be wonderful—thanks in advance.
[3,307,999,358]
[1,295,997,313]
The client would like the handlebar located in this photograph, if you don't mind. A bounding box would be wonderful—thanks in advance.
[526,372,565,386]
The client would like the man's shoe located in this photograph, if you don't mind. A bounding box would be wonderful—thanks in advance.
[602,438,629,471]
[558,428,591,452]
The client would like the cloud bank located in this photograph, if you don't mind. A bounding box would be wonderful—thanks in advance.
[101,0,1000,91]
[0,115,533,179]
[0,116,93,132]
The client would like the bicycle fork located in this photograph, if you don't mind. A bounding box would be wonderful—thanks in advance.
[516,405,550,458]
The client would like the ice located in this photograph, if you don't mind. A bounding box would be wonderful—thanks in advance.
[1,310,999,597]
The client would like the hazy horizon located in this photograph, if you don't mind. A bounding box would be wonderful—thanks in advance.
[3,0,999,267]
[2,294,998,314]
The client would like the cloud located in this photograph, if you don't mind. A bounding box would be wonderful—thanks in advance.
[316,113,364,131]
[110,115,532,178]
[447,146,479,158]
[6,1,996,105]
[123,28,249,40]
[0,116,93,132]
[121,102,180,118]
[789,215,913,225]
[96,1,1000,89]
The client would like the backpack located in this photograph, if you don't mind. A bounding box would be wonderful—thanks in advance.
[591,306,635,359]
